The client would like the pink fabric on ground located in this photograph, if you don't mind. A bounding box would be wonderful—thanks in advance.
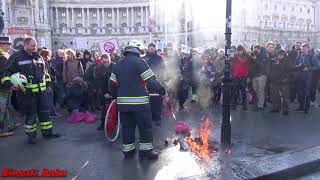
[175,121,191,134]
[68,110,97,124]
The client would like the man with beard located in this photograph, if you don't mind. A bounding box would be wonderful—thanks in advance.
[144,43,166,126]
[89,53,115,130]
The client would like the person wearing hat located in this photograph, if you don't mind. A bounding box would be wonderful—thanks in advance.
[144,42,166,126]
[0,36,16,137]
[269,50,291,115]
[108,40,168,160]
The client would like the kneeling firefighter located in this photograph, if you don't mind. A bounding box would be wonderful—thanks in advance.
[0,37,60,144]
[109,40,168,160]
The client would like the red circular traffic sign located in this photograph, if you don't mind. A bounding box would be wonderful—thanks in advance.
[104,42,115,53]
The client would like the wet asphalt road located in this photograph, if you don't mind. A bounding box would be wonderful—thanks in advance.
[1,101,320,180]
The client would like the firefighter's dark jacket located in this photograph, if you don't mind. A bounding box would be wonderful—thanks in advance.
[0,49,51,93]
[108,52,167,112]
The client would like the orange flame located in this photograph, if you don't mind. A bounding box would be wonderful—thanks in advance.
[186,118,214,163]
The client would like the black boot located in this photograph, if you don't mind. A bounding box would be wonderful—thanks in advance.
[97,123,104,131]
[124,150,136,159]
[43,133,61,139]
[139,150,159,160]
[179,104,184,111]
[27,137,37,144]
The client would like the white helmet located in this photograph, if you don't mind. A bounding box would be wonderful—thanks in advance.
[124,40,146,54]
[10,73,28,90]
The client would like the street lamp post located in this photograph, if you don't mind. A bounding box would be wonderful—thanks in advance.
[220,0,232,147]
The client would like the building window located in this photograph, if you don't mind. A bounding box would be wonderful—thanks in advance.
[300,8,302,13]
[137,12,141,17]
[292,7,294,12]
[122,12,127,18]
[15,0,29,5]
[77,13,82,18]
[274,5,277,10]
[61,12,66,17]
[107,13,112,18]
[307,9,310,14]
[264,4,268,10]
[76,23,83,33]
[92,13,97,18]
[62,28,67,33]
[90,23,98,34]
[283,6,286,11]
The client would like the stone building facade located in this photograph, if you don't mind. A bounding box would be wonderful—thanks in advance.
[0,0,320,51]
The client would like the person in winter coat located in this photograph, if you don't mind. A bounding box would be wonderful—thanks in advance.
[52,49,66,107]
[294,43,315,114]
[190,49,201,103]
[269,50,291,115]
[231,45,249,111]
[311,49,320,106]
[288,41,302,103]
[212,49,225,106]
[81,50,92,72]
[163,48,180,109]
[84,51,102,112]
[249,44,269,111]
[39,49,60,118]
[145,43,166,125]
[63,49,84,84]
[84,53,115,130]
[110,53,120,63]
[177,50,193,110]
[198,52,215,108]
[65,77,89,113]
[0,36,16,137]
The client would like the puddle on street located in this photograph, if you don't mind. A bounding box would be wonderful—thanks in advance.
[155,145,221,180]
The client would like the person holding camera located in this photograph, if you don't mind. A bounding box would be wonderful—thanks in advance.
[294,43,315,114]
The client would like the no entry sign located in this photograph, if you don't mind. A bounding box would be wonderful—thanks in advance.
[99,38,119,54]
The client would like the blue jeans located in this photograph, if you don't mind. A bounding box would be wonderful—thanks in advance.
[47,89,57,116]
[297,72,314,111]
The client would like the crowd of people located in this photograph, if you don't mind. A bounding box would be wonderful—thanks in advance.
[0,36,320,149]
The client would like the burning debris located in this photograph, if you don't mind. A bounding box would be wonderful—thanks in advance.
[187,118,216,163]
[172,117,218,163]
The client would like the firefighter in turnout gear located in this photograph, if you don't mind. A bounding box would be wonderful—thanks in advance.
[109,40,168,160]
[0,37,60,144]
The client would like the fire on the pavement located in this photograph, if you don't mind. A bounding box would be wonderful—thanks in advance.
[186,117,216,163]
